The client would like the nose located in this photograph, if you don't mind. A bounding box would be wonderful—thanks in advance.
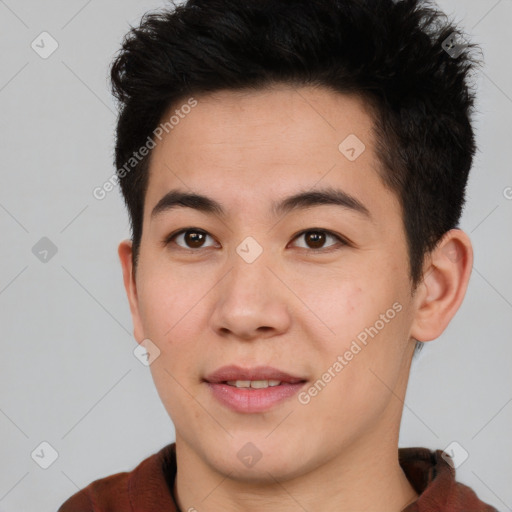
[209,249,292,342]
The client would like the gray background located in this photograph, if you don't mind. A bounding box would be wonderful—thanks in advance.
[0,0,511,511]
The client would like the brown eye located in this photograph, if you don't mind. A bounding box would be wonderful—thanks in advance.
[305,231,326,249]
[291,229,345,251]
[171,229,216,249]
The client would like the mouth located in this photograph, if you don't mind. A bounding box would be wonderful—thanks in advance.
[204,365,308,413]
[224,379,287,388]
[204,364,306,384]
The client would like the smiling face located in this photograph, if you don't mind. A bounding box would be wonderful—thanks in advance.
[120,84,424,480]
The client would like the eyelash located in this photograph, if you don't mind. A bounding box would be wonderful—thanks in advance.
[163,227,348,253]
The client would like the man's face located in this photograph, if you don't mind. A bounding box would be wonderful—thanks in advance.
[123,85,421,479]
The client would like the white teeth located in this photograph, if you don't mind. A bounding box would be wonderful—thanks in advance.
[226,379,282,388]
[228,380,251,388]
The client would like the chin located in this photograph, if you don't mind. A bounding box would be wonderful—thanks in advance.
[204,439,311,483]
[215,455,303,483]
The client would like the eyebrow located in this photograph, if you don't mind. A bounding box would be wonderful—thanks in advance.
[150,186,372,221]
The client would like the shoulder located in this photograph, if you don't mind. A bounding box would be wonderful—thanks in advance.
[57,444,176,512]
[57,471,132,512]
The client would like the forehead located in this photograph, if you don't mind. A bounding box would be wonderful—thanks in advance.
[144,85,397,222]
[152,85,374,161]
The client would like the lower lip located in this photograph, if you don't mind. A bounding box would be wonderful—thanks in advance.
[206,382,306,413]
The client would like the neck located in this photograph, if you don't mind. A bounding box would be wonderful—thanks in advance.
[173,430,418,512]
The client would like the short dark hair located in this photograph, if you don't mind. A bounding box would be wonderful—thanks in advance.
[110,0,482,355]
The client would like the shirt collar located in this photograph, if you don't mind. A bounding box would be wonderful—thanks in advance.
[127,443,496,512]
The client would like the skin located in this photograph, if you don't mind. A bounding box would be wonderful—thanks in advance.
[119,84,473,512]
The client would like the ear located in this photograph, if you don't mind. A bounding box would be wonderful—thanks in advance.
[410,229,473,342]
[118,239,145,343]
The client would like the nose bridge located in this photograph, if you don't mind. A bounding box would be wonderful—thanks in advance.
[227,234,274,302]
[210,235,290,338]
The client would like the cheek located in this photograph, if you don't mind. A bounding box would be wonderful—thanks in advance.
[136,260,208,339]
[299,277,376,345]
[303,302,410,437]
[308,274,409,371]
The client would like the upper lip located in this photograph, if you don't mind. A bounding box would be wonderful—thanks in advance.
[204,365,306,384]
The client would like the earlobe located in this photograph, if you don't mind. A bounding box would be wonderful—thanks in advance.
[118,240,145,343]
[410,229,473,342]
